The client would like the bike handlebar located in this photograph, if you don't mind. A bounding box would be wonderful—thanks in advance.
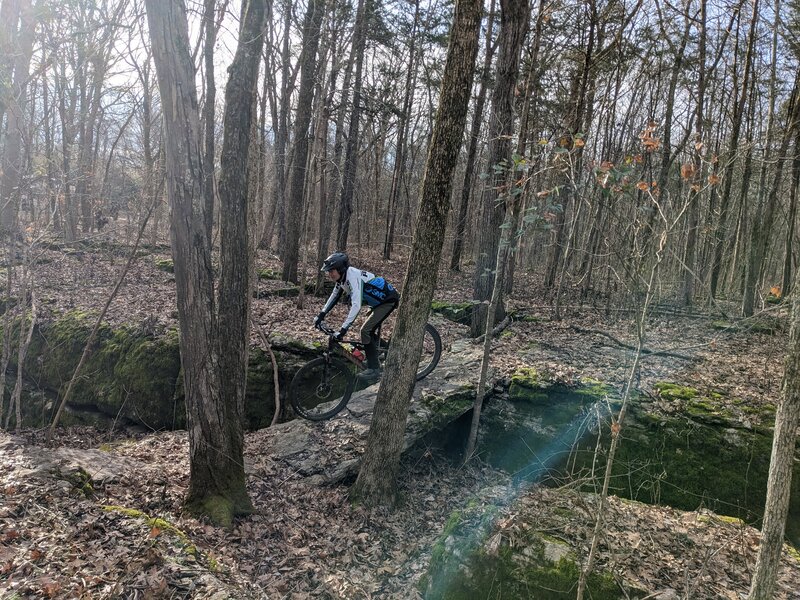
[315,322,337,337]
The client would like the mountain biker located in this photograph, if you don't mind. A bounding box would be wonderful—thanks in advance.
[314,251,399,384]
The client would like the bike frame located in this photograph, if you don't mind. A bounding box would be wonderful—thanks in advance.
[317,322,374,370]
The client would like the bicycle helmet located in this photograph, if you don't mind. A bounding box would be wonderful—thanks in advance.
[321,251,349,274]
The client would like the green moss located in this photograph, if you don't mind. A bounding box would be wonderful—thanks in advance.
[510,367,540,388]
[716,515,745,526]
[429,510,463,575]
[686,398,714,414]
[103,506,191,546]
[184,495,237,529]
[60,467,95,498]
[517,313,541,323]
[508,368,551,403]
[257,268,281,280]
[574,379,613,401]
[748,317,782,335]
[101,504,221,569]
[103,505,147,519]
[654,382,698,401]
[207,555,221,572]
[426,527,628,599]
[788,545,800,563]
[154,258,174,273]
[422,390,475,429]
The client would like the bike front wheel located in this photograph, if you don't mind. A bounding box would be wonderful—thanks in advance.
[289,356,356,420]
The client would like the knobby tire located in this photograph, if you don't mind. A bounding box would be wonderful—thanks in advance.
[289,356,356,421]
[380,322,442,380]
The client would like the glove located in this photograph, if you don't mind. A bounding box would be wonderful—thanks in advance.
[313,312,326,327]
[334,326,348,341]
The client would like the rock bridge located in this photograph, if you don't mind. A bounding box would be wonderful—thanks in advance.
[245,339,485,485]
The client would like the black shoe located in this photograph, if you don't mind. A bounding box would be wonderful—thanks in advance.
[357,368,382,384]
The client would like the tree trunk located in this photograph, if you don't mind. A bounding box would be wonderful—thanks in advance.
[681,0,706,307]
[314,13,342,294]
[202,0,217,244]
[742,81,798,316]
[470,0,528,337]
[782,129,800,296]
[0,0,21,129]
[747,259,800,599]
[543,2,594,293]
[213,0,265,518]
[0,0,34,237]
[742,7,793,316]
[273,0,294,252]
[384,0,421,260]
[450,0,496,271]
[335,0,369,250]
[710,0,758,299]
[350,0,482,508]
[282,0,323,283]
[57,55,79,242]
[145,0,263,526]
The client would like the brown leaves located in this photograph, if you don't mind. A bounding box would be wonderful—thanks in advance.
[42,580,61,598]
[680,163,696,180]
[639,122,661,151]
[3,529,20,542]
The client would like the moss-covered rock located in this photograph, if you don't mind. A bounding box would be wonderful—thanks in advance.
[480,378,614,481]
[11,311,184,429]
[424,508,633,599]
[4,310,312,431]
[591,399,800,546]
[420,388,475,430]
[654,381,698,401]
[257,268,281,280]
[710,317,783,335]
[154,258,174,273]
[431,301,474,325]
[508,367,550,403]
[477,377,800,548]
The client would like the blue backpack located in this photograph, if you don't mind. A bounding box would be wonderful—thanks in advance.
[363,277,399,307]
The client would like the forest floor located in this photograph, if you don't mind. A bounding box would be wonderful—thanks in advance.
[1,239,799,598]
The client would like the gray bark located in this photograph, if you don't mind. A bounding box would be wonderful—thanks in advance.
[282,0,323,283]
[144,0,264,526]
[350,0,483,507]
[470,0,528,337]
[747,258,800,599]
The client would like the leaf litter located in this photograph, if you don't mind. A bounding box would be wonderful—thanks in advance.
[1,242,799,597]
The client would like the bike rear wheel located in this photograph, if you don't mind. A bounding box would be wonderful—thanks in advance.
[289,356,356,420]
[416,323,442,380]
[380,322,442,381]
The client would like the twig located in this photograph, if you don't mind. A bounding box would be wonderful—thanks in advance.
[568,325,693,360]
[252,318,281,427]
[471,315,512,344]
[576,201,671,599]
[9,286,36,431]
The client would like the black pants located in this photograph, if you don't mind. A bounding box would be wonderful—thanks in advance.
[359,302,397,369]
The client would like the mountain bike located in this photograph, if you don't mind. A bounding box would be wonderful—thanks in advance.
[288,321,442,420]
